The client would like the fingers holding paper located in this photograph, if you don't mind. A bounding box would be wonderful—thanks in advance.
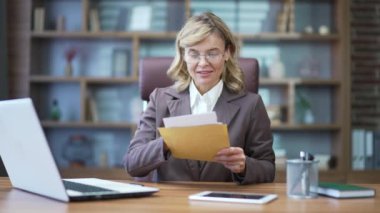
[214,147,246,174]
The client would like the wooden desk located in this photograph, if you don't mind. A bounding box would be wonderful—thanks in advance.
[0,177,378,212]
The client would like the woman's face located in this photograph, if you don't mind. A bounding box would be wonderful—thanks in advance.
[184,33,230,94]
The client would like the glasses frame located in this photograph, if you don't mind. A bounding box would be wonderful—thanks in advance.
[183,50,225,64]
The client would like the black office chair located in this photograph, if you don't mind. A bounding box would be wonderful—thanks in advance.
[139,57,260,101]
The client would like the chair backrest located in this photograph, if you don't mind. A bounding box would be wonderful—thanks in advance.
[139,57,259,101]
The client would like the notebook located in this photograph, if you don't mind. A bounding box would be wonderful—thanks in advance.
[0,98,159,202]
[317,182,375,198]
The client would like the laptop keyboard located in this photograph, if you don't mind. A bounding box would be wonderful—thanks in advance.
[63,180,115,194]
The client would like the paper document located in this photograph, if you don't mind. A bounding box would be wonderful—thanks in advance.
[163,112,217,127]
[159,112,230,161]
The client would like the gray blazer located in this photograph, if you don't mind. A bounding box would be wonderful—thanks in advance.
[124,86,275,184]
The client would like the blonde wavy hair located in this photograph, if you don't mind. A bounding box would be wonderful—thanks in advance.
[167,12,245,93]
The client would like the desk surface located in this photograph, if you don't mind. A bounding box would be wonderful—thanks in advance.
[0,177,379,213]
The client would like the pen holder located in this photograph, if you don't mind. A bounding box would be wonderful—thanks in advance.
[286,159,319,199]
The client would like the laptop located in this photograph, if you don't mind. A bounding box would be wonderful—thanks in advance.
[0,98,159,202]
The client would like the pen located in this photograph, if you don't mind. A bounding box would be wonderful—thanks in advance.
[300,151,313,196]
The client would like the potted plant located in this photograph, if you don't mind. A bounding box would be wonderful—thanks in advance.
[296,92,314,124]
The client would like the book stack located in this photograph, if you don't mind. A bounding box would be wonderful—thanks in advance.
[351,129,380,170]
[317,182,376,198]
[112,49,130,77]
[237,2,269,34]
[276,0,295,33]
[191,2,237,31]
[93,89,124,122]
[97,1,165,32]
[33,7,45,31]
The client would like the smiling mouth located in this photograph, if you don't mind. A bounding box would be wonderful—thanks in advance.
[197,70,213,74]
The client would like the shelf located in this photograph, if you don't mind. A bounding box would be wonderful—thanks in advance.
[41,121,137,129]
[260,78,341,86]
[239,33,340,41]
[86,77,138,84]
[31,30,178,40]
[30,76,138,84]
[30,76,81,83]
[28,73,340,90]
[31,31,339,41]
[293,79,341,86]
[271,123,340,131]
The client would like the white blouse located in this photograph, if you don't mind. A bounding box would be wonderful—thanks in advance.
[189,80,223,114]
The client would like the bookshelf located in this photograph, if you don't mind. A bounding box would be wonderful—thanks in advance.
[5,0,355,181]
[348,0,380,183]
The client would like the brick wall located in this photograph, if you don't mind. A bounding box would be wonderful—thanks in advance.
[351,0,380,128]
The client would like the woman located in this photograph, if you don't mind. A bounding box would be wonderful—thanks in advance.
[124,12,275,184]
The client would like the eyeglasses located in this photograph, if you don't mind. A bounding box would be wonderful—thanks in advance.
[184,51,224,64]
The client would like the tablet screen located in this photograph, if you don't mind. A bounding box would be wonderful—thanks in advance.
[189,191,278,204]
[204,192,265,200]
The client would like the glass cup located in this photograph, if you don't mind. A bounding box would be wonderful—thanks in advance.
[286,159,319,199]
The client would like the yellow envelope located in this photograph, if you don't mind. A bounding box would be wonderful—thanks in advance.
[158,124,230,161]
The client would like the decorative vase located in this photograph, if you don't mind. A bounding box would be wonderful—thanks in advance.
[64,62,73,77]
[303,109,315,124]
[268,54,285,79]
[50,99,61,121]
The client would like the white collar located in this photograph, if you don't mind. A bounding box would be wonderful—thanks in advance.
[189,80,224,114]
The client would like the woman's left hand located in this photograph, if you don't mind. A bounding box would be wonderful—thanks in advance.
[213,147,246,174]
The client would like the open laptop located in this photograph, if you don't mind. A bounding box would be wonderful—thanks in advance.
[0,98,159,202]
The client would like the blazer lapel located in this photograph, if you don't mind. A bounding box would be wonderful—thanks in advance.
[213,87,245,126]
[165,88,191,117]
[165,88,201,179]
[200,87,246,174]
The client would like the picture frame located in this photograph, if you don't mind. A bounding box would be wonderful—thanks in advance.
[111,49,131,77]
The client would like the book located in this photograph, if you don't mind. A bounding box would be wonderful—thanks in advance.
[56,15,66,31]
[365,131,374,169]
[87,92,98,122]
[317,182,375,198]
[112,48,130,77]
[374,132,380,169]
[115,7,130,31]
[89,9,100,32]
[166,0,185,31]
[352,129,365,170]
[33,7,45,31]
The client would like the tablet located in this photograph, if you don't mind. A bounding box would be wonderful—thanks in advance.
[188,191,278,204]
